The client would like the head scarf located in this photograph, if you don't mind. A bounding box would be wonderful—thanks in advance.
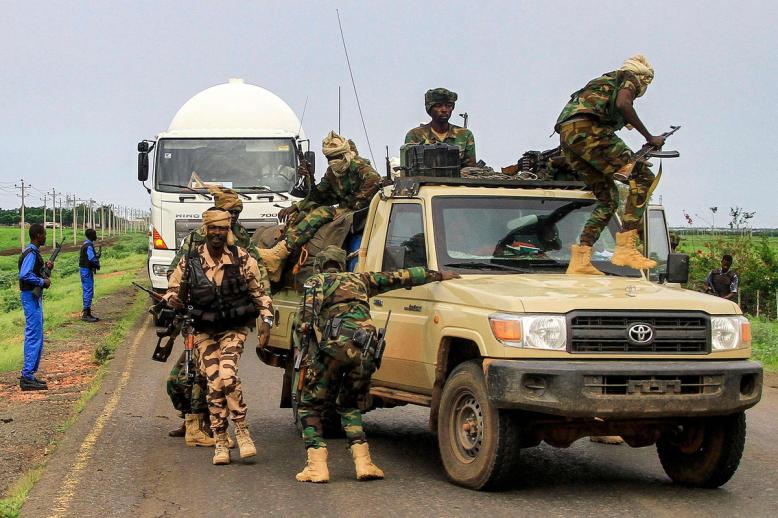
[207,185,243,212]
[619,54,654,97]
[315,245,347,272]
[425,87,458,114]
[201,208,235,245]
[322,130,355,176]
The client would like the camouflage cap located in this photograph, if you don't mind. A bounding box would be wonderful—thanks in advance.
[315,245,347,272]
[425,88,458,114]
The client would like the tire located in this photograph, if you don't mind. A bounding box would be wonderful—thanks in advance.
[656,412,746,488]
[437,361,521,490]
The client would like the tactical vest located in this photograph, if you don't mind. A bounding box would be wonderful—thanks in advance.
[18,246,44,291]
[187,245,260,330]
[711,270,736,297]
[79,241,94,268]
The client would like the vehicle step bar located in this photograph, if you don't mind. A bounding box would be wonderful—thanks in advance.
[369,386,431,407]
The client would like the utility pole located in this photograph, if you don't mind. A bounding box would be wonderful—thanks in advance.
[42,193,48,248]
[100,204,105,239]
[58,193,64,243]
[72,196,78,245]
[15,179,27,251]
[50,188,58,246]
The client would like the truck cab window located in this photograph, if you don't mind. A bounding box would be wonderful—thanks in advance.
[383,204,427,270]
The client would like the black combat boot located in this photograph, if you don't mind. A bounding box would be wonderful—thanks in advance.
[20,376,48,391]
[81,309,98,323]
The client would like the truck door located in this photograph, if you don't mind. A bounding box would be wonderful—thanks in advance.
[644,205,671,282]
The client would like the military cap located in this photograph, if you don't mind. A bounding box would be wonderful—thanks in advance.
[315,245,347,272]
[425,88,458,114]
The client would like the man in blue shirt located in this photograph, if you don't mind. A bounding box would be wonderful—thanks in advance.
[18,223,53,391]
[80,229,101,322]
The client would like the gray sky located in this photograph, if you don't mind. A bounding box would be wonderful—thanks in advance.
[1,0,776,227]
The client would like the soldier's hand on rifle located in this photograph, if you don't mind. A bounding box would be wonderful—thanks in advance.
[440,271,462,281]
[43,278,51,288]
[278,205,299,223]
[298,322,312,335]
[297,162,312,178]
[647,135,666,149]
[258,321,271,348]
[45,261,54,271]
[165,292,183,310]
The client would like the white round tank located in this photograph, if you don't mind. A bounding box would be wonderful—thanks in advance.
[165,78,304,138]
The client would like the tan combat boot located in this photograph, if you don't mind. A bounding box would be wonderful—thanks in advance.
[611,230,657,269]
[234,420,257,459]
[566,244,605,275]
[259,240,291,283]
[350,442,385,481]
[296,447,329,483]
[591,436,625,445]
[212,433,231,465]
[185,414,216,447]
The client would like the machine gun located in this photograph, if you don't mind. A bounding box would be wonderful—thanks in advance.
[291,284,318,426]
[362,310,392,369]
[614,125,681,182]
[32,241,62,298]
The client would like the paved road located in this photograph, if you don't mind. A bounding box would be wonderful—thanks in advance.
[23,316,778,518]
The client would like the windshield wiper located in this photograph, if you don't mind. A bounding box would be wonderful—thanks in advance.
[444,261,531,273]
[241,185,289,201]
[158,183,212,200]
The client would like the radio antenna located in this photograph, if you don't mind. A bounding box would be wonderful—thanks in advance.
[336,9,376,165]
[297,96,309,139]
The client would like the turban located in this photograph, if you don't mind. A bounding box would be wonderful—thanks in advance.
[315,245,347,272]
[425,87,458,114]
[322,130,355,176]
[201,209,235,245]
[207,185,243,211]
[619,54,654,97]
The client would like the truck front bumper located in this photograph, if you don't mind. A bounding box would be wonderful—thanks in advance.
[484,359,762,418]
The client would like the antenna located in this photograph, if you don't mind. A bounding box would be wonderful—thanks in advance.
[338,86,341,134]
[336,9,376,165]
[297,96,309,138]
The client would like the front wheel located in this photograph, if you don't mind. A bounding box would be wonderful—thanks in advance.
[437,361,520,490]
[656,412,746,488]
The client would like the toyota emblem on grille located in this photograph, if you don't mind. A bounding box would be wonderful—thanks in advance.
[627,323,654,344]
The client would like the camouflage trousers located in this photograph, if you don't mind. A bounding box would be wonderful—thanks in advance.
[560,120,655,246]
[166,349,208,416]
[298,339,376,449]
[284,205,337,252]
[194,327,249,434]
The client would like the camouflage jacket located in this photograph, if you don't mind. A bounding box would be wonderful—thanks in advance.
[555,70,643,131]
[404,123,476,168]
[299,157,381,212]
[165,243,273,320]
[167,223,270,292]
[295,267,443,350]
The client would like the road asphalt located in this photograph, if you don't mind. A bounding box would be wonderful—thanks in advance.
[21,315,778,518]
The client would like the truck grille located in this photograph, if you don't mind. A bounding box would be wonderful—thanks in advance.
[568,312,710,354]
[583,375,723,395]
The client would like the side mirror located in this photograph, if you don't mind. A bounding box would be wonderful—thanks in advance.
[304,150,316,176]
[382,245,406,271]
[138,152,149,182]
[665,253,689,284]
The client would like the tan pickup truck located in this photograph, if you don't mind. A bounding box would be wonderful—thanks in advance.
[260,176,762,490]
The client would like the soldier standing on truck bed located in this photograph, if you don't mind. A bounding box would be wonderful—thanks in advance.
[294,246,460,483]
[164,209,273,465]
[555,54,665,275]
[266,131,381,282]
[405,87,477,168]
[164,188,273,444]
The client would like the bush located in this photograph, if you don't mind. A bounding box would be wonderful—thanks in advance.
[2,289,21,312]
[751,319,778,368]
[0,270,16,290]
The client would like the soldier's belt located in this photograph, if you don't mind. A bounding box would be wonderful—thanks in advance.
[558,116,596,131]
[323,317,375,349]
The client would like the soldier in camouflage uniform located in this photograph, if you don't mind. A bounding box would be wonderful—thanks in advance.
[294,246,459,483]
[405,87,476,168]
[165,209,273,465]
[267,131,381,281]
[164,188,272,444]
[556,55,666,275]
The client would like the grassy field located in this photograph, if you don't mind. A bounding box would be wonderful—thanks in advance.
[0,232,148,373]
[751,318,778,371]
[0,226,127,253]
[676,233,778,254]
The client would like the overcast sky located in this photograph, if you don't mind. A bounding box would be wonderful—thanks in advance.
[1,0,776,227]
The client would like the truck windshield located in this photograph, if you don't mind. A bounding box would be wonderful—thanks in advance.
[432,196,639,276]
[154,138,296,193]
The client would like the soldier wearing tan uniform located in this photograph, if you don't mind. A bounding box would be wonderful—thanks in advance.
[165,209,273,465]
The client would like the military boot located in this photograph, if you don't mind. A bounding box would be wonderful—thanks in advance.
[566,244,605,275]
[296,447,329,483]
[350,442,384,481]
[233,420,257,458]
[212,433,231,465]
[81,309,99,323]
[185,414,216,447]
[591,435,625,445]
[611,230,657,269]
[168,420,186,437]
[259,240,291,283]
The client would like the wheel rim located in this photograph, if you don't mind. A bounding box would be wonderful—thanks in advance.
[451,390,484,463]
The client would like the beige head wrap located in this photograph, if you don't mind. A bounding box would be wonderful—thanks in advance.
[619,54,654,97]
[207,185,243,211]
[322,130,355,176]
[201,209,235,245]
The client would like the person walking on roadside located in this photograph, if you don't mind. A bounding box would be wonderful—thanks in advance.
[18,223,53,391]
[80,228,101,322]
[705,254,739,300]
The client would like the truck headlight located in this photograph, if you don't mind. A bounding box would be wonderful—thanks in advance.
[151,264,169,277]
[711,315,751,351]
[489,313,567,350]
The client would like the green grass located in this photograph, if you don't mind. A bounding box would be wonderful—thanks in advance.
[0,467,44,518]
[751,318,778,371]
[0,226,100,252]
[677,234,778,254]
[0,232,148,373]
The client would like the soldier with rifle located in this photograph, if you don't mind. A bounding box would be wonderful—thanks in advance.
[293,246,459,483]
[79,228,101,322]
[164,208,272,465]
[18,223,59,391]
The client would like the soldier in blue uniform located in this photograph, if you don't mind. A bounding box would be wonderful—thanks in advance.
[80,228,101,322]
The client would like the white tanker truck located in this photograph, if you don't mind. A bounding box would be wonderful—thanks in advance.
[136,78,313,290]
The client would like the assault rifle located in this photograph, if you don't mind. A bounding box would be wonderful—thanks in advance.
[292,284,318,425]
[290,140,314,199]
[32,241,62,298]
[362,310,392,369]
[614,125,681,182]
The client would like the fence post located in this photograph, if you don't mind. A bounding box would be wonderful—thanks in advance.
[756,290,760,318]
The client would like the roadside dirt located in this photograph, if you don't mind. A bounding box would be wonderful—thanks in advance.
[0,272,144,497]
